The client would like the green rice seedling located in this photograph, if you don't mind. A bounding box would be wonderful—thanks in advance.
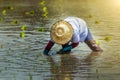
[20,32,25,38]
[104,36,111,42]
[21,25,27,31]
[29,11,35,15]
[39,0,48,18]
[95,20,100,24]
[43,7,47,12]
[25,11,35,16]
[88,14,93,18]
[96,68,99,79]
[42,6,48,17]
[2,10,7,15]
[0,17,3,22]
[29,73,33,80]
[95,40,101,45]
[7,6,14,10]
[96,68,98,74]
[11,20,19,25]
[99,36,111,42]
[39,27,45,32]
[40,0,45,6]
[43,11,48,18]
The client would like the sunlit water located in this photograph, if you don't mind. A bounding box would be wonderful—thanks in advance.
[0,0,120,80]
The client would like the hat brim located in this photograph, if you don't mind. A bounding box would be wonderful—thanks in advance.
[50,20,73,45]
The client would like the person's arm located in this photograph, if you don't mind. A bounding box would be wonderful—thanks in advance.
[60,42,79,52]
[43,40,55,55]
[60,32,80,53]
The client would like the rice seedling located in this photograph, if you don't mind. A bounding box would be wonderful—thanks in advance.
[43,11,48,17]
[0,17,3,22]
[95,40,101,45]
[99,36,111,42]
[39,0,45,6]
[88,14,93,18]
[21,25,27,31]
[96,68,99,79]
[2,10,7,15]
[95,20,100,24]
[96,68,98,74]
[43,7,47,12]
[7,6,14,10]
[20,32,25,38]
[42,7,48,18]
[11,20,19,25]
[38,27,45,32]
[39,0,48,18]
[25,11,35,16]
[95,36,111,45]
[29,73,33,80]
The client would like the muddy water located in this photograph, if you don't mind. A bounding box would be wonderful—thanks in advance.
[0,0,120,80]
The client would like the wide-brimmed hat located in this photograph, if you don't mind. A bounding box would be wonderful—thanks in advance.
[50,20,73,45]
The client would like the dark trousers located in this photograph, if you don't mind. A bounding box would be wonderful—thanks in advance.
[84,29,93,42]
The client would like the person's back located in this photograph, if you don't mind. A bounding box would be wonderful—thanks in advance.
[64,17,88,43]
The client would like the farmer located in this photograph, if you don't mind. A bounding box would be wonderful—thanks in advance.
[43,17,103,55]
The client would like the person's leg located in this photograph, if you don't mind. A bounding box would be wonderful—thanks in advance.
[85,29,103,52]
[85,29,93,41]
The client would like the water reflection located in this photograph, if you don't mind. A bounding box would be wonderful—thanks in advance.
[46,52,102,80]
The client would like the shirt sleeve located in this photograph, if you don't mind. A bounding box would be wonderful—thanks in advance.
[71,42,79,48]
[44,40,55,51]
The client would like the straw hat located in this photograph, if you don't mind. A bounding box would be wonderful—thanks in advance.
[50,20,73,45]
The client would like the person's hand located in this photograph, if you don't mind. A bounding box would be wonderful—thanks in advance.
[62,45,72,52]
[57,49,63,54]
[57,46,72,54]
[43,49,49,55]
[57,49,71,54]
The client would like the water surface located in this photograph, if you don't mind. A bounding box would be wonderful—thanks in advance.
[0,0,120,80]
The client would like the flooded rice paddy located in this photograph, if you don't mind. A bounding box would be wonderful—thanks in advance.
[0,0,120,80]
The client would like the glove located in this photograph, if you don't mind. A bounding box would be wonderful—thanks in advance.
[43,49,49,55]
[62,45,72,52]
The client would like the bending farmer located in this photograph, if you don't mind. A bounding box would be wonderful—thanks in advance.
[43,17,103,55]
